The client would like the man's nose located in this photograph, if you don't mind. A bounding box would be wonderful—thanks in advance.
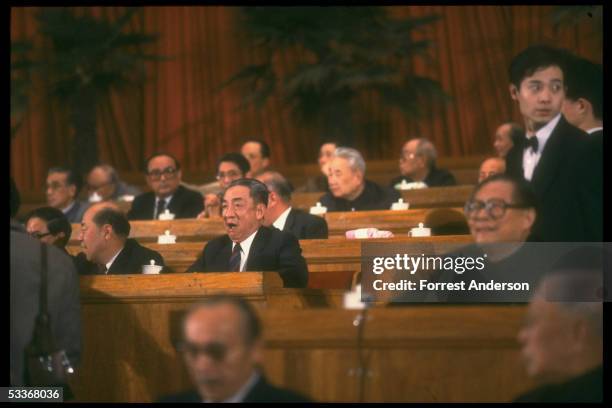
[538,88,552,103]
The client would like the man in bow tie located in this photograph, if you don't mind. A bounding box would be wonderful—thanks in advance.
[505,45,599,241]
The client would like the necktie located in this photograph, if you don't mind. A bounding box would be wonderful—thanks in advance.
[229,243,242,272]
[155,198,167,219]
[523,135,539,153]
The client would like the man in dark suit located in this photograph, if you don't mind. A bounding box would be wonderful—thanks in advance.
[505,45,597,241]
[158,296,311,402]
[562,56,603,242]
[45,167,89,223]
[241,138,271,178]
[320,147,400,211]
[77,202,164,274]
[256,170,328,239]
[389,138,456,189]
[187,179,308,288]
[514,251,603,402]
[128,152,203,220]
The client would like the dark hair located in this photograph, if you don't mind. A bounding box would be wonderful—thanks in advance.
[92,207,131,238]
[242,138,270,159]
[144,152,181,173]
[48,166,82,195]
[10,177,21,218]
[25,206,72,248]
[471,174,538,211]
[183,296,262,345]
[216,153,250,176]
[509,45,571,89]
[258,171,293,203]
[564,56,603,120]
[224,178,269,206]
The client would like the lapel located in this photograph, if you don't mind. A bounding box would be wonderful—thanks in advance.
[108,240,132,274]
[245,227,267,270]
[283,208,296,233]
[217,235,233,270]
[167,185,183,214]
[530,117,566,195]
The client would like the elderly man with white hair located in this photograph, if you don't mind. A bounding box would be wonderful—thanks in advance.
[319,147,400,211]
[389,138,456,189]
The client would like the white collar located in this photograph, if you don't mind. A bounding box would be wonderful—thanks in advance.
[272,206,292,231]
[155,194,173,205]
[203,371,260,403]
[104,246,124,273]
[587,126,603,134]
[530,113,561,153]
[60,200,76,214]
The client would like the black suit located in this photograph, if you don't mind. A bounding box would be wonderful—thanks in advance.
[75,239,165,275]
[128,185,203,220]
[320,179,400,212]
[283,208,328,239]
[513,365,602,403]
[505,116,598,241]
[157,374,312,402]
[187,226,308,288]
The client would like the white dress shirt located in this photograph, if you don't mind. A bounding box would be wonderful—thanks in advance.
[272,207,292,231]
[154,194,173,219]
[104,246,124,274]
[587,127,603,134]
[233,229,258,272]
[522,113,561,181]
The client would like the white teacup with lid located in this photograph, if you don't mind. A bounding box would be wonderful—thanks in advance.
[142,259,163,275]
[158,209,175,220]
[390,198,409,211]
[310,202,327,215]
[409,222,431,237]
[157,230,177,245]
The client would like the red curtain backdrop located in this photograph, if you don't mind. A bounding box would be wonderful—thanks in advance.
[10,6,602,191]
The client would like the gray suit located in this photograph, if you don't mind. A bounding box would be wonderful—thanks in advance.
[10,220,81,386]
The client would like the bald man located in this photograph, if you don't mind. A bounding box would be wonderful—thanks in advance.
[159,297,311,402]
[478,157,506,183]
[74,202,164,275]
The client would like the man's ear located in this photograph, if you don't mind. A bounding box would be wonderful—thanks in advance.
[523,208,536,231]
[262,158,270,169]
[577,98,590,115]
[509,84,519,101]
[103,224,113,240]
[255,203,266,220]
[68,184,77,199]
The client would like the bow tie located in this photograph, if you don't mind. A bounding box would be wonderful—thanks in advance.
[523,136,539,153]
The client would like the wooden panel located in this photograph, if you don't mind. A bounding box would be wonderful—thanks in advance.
[69,207,468,243]
[69,291,536,403]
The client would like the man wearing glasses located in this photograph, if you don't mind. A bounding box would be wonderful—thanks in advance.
[159,296,310,402]
[45,167,89,223]
[389,138,456,189]
[128,153,204,220]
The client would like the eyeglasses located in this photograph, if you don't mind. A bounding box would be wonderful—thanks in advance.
[46,181,67,191]
[147,167,177,180]
[176,341,228,362]
[30,231,52,239]
[216,170,241,181]
[464,199,530,220]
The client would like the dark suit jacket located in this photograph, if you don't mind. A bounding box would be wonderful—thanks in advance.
[127,185,203,220]
[389,166,457,188]
[513,365,602,402]
[64,200,89,223]
[75,238,165,275]
[187,226,308,288]
[505,115,598,241]
[284,208,328,239]
[320,179,400,212]
[157,374,312,402]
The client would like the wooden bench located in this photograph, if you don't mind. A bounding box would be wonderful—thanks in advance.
[70,280,535,403]
[67,235,474,289]
[68,208,468,246]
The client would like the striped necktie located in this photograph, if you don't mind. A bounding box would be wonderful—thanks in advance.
[228,243,242,272]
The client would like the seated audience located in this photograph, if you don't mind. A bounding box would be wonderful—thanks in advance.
[159,296,311,402]
[241,139,271,178]
[389,138,456,188]
[128,152,203,220]
[493,122,523,158]
[46,166,89,223]
[77,202,165,274]
[478,157,506,183]
[256,170,328,239]
[25,206,72,252]
[187,179,308,288]
[86,164,141,202]
[197,153,251,219]
[296,141,337,192]
[514,251,603,402]
[320,147,400,211]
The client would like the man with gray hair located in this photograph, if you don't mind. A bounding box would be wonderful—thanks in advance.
[389,138,456,189]
[86,164,141,202]
[256,170,328,239]
[514,247,604,402]
[320,147,400,211]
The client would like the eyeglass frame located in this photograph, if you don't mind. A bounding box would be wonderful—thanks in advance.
[146,167,178,181]
[30,231,53,239]
[464,198,532,220]
[216,170,242,181]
